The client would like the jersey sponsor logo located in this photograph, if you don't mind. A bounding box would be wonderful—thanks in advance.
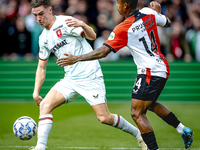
[53,25,63,31]
[143,16,155,30]
[132,22,145,33]
[132,16,155,33]
[108,32,115,40]
[50,39,68,53]
[56,29,62,37]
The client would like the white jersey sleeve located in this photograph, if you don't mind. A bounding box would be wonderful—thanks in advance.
[61,16,84,37]
[140,7,167,27]
[67,26,84,37]
[38,33,51,60]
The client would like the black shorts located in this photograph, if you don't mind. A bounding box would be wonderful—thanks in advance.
[132,74,167,102]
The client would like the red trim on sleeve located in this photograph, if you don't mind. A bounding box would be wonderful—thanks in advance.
[80,31,84,37]
[39,58,48,61]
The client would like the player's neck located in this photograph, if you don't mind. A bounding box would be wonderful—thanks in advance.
[46,16,56,30]
[125,9,137,18]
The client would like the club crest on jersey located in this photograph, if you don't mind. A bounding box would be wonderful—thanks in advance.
[56,29,62,37]
[108,32,115,40]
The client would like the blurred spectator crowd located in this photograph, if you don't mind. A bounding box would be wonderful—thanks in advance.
[0,0,199,62]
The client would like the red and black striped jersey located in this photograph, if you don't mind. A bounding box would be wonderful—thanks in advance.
[104,7,169,79]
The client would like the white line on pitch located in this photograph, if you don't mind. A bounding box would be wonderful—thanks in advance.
[0,146,199,150]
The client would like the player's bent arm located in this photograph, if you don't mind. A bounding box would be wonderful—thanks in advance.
[57,45,111,67]
[65,17,96,40]
[77,45,111,61]
[149,1,171,28]
[33,59,48,105]
[150,1,161,13]
[81,22,96,40]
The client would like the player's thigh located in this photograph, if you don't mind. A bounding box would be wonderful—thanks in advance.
[92,102,110,117]
[40,89,66,115]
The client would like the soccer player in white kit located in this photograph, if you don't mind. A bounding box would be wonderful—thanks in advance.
[30,0,147,150]
[57,0,194,149]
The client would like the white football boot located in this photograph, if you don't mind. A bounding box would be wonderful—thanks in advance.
[138,138,148,150]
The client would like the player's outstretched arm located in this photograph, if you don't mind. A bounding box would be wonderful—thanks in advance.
[65,17,96,40]
[57,45,111,67]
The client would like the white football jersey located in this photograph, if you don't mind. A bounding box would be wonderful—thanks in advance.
[39,15,103,80]
[104,8,170,79]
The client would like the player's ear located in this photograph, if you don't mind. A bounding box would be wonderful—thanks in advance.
[124,3,130,10]
[49,6,53,14]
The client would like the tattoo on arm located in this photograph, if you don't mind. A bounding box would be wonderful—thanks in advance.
[77,46,111,61]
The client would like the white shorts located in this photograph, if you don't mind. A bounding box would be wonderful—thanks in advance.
[52,77,107,106]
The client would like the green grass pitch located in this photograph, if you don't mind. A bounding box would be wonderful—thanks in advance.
[0,100,199,150]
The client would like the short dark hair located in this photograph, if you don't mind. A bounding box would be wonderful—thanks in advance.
[122,0,138,9]
[30,0,51,8]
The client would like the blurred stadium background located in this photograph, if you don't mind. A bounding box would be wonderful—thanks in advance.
[0,0,200,149]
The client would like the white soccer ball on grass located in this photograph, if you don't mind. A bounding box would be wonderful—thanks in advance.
[13,116,37,140]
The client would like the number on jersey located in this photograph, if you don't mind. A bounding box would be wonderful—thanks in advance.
[139,30,159,56]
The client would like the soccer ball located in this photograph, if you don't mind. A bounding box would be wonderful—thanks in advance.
[13,116,37,140]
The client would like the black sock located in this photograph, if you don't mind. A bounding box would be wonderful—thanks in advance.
[162,112,180,128]
[141,131,158,150]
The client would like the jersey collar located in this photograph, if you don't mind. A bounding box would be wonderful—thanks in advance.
[127,9,139,18]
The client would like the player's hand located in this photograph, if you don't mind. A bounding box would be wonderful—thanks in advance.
[33,94,43,106]
[57,53,78,67]
[150,1,161,14]
[65,17,84,27]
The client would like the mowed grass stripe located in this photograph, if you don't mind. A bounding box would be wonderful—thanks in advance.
[1,78,200,82]
[1,85,200,90]
[0,102,199,149]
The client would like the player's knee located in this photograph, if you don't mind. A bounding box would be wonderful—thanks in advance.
[148,106,154,112]
[97,115,112,124]
[131,108,140,122]
[40,100,51,114]
[97,115,107,124]
[148,102,156,112]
